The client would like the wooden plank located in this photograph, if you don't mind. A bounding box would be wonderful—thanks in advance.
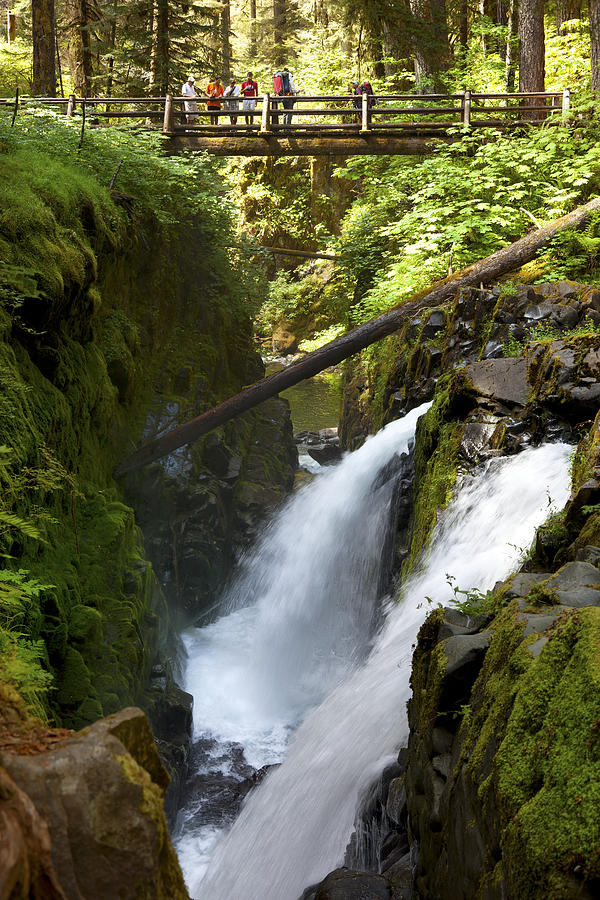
[115,193,600,475]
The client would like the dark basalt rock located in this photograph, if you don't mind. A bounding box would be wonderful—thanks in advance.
[305,867,392,900]
[463,358,530,407]
[438,632,491,713]
[307,443,343,465]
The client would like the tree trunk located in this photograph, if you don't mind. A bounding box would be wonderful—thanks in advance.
[497,0,509,59]
[151,0,169,94]
[459,0,468,51]
[32,0,56,95]
[65,0,94,96]
[221,0,231,79]
[410,0,450,91]
[115,195,600,475]
[273,0,286,66]
[505,0,517,90]
[249,0,257,57]
[556,0,581,33]
[591,0,600,91]
[480,0,487,57]
[518,0,544,117]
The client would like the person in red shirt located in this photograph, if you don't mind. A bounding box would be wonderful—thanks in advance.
[240,71,259,125]
[206,75,224,124]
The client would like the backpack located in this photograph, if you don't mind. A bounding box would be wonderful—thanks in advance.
[360,81,377,105]
[282,71,291,94]
[273,73,283,94]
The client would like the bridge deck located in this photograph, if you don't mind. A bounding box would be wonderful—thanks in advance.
[3,90,571,157]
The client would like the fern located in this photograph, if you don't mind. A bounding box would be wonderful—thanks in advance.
[0,511,44,541]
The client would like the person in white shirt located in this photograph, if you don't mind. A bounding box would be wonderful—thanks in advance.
[223,77,240,125]
[181,75,198,123]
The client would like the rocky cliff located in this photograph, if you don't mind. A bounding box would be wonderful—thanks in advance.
[309,280,600,899]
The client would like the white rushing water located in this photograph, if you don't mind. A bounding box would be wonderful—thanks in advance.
[175,404,429,884]
[177,415,571,900]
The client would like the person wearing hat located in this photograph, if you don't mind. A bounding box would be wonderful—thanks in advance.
[181,75,198,124]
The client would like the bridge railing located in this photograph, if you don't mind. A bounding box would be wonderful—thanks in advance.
[2,90,571,135]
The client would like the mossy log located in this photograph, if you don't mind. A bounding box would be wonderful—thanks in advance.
[115,195,600,475]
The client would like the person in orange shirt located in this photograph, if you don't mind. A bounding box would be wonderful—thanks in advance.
[206,75,224,124]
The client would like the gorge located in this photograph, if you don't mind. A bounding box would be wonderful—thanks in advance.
[3,11,600,895]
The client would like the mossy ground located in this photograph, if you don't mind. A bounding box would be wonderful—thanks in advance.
[0,115,271,728]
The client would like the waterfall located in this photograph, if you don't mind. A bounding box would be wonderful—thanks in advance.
[175,403,430,885]
[188,439,571,900]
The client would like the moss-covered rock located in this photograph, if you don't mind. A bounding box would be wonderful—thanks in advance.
[1,707,190,900]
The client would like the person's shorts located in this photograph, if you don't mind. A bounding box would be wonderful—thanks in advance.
[243,99,256,111]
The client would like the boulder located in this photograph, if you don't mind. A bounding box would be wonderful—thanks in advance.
[1,707,189,900]
[307,443,343,466]
[438,632,491,712]
[311,867,391,900]
[0,765,67,900]
[464,358,530,407]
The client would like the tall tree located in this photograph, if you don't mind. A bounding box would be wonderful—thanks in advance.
[591,0,600,91]
[273,0,286,66]
[65,0,94,95]
[221,0,231,78]
[408,0,450,90]
[151,0,169,93]
[556,0,581,33]
[32,0,56,95]
[505,0,518,90]
[249,0,257,57]
[518,0,544,112]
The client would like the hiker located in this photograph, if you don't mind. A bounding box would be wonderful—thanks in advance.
[206,75,224,123]
[241,71,259,125]
[352,78,376,125]
[224,77,240,125]
[181,75,198,124]
[273,67,298,126]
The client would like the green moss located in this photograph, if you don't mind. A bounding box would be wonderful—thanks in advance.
[405,382,464,573]
[116,753,189,899]
[500,608,600,896]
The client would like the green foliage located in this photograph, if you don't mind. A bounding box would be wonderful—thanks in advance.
[445,575,495,617]
[298,324,346,352]
[503,318,600,358]
[0,39,31,96]
[0,629,53,719]
[331,123,600,326]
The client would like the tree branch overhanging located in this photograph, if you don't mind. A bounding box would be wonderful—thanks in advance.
[115,195,600,476]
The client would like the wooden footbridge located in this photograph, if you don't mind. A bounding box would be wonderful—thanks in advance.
[3,89,571,156]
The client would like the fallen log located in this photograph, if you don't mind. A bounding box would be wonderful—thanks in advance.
[115,195,600,475]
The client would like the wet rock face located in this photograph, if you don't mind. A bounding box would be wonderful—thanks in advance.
[303,868,392,900]
[404,549,600,900]
[0,708,189,900]
[341,280,600,451]
[129,393,297,617]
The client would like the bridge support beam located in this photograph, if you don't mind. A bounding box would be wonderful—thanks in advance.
[165,133,453,157]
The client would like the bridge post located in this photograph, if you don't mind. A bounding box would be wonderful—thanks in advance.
[66,94,76,117]
[562,88,570,123]
[462,90,471,126]
[260,92,272,133]
[163,94,175,134]
[361,91,370,133]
